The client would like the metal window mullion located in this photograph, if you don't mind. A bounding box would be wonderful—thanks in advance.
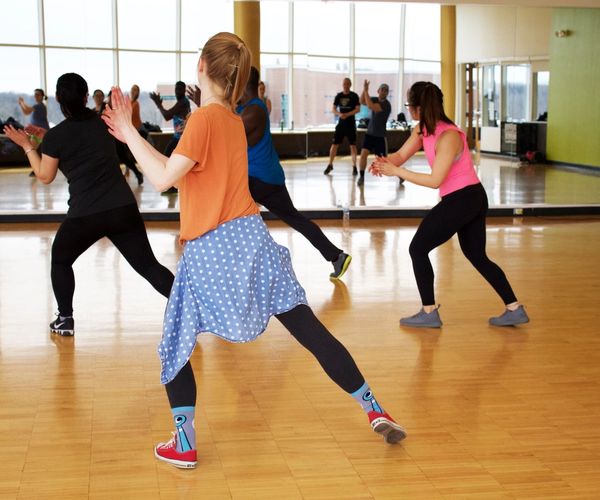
[38,0,47,92]
[288,0,294,129]
[349,2,354,83]
[398,3,406,111]
[112,0,119,86]
[176,0,181,81]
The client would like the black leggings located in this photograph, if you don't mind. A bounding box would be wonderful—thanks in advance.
[51,204,174,316]
[410,183,517,306]
[165,304,365,408]
[249,177,342,262]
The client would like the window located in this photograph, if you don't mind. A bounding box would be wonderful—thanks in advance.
[402,60,441,108]
[293,2,350,57]
[355,58,400,120]
[0,0,39,45]
[0,47,41,125]
[534,71,549,120]
[260,54,289,127]
[44,0,113,48]
[404,4,440,62]
[118,0,176,50]
[354,2,402,59]
[482,64,501,127]
[181,0,233,51]
[504,65,529,122]
[261,1,289,53]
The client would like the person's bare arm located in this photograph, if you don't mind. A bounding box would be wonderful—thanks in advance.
[239,104,267,147]
[3,125,59,183]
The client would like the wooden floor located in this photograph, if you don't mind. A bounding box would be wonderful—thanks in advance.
[1,217,600,499]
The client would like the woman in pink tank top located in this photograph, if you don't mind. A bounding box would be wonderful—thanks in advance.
[370,82,528,328]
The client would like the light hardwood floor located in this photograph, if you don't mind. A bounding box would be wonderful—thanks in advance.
[1,217,599,499]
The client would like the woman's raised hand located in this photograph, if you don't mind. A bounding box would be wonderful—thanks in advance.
[101,86,133,143]
[3,125,34,150]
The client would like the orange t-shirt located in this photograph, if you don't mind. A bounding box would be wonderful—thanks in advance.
[131,100,142,130]
[174,104,259,242]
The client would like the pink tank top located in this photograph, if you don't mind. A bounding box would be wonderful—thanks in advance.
[422,121,480,197]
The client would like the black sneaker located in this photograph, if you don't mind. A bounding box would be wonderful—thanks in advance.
[357,175,365,186]
[323,164,333,175]
[29,171,36,177]
[398,178,405,186]
[352,166,358,176]
[161,186,178,195]
[49,316,75,336]
[330,252,352,280]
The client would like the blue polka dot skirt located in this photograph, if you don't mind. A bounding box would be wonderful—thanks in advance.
[159,214,308,384]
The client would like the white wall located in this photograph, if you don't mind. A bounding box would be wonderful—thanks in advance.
[456,5,553,63]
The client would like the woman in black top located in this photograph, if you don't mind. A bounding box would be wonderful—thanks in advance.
[3,73,174,336]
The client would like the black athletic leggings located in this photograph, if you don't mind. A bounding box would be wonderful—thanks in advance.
[249,176,342,262]
[410,183,517,306]
[51,203,174,316]
[165,304,365,408]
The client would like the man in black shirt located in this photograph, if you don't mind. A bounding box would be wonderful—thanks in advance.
[149,81,191,193]
[324,78,360,176]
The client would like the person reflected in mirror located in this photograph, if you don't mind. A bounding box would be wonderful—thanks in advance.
[19,88,50,177]
[370,81,529,328]
[103,32,406,470]
[324,77,360,176]
[237,66,352,280]
[257,80,272,116]
[92,89,106,115]
[149,81,191,194]
[357,81,391,187]
[108,90,144,185]
[3,73,174,337]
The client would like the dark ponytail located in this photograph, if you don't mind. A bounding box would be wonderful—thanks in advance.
[407,81,454,136]
[55,73,89,119]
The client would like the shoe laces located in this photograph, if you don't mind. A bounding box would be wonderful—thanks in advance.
[160,432,178,450]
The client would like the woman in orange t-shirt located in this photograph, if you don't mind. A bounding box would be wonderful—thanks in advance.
[104,32,405,469]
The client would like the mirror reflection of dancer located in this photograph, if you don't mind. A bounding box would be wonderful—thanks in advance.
[18,88,50,130]
[103,32,406,470]
[357,81,391,187]
[370,81,529,328]
[3,73,174,336]
[237,67,352,280]
[257,80,272,115]
[323,78,360,176]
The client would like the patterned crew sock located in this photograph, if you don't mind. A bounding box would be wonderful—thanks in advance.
[350,382,385,414]
[171,406,196,452]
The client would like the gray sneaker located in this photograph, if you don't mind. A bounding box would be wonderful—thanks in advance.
[400,307,442,328]
[489,305,529,326]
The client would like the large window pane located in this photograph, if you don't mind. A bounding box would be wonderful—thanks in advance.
[0,0,39,44]
[44,0,113,47]
[45,48,114,124]
[504,65,529,122]
[261,1,289,53]
[181,0,233,51]
[0,47,41,126]
[118,0,176,50]
[292,55,350,129]
[354,3,402,59]
[402,60,441,112]
[260,54,289,127]
[181,53,200,89]
[404,4,440,61]
[482,64,501,127]
[119,51,176,129]
[293,2,350,57]
[535,71,549,120]
[355,58,400,121]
